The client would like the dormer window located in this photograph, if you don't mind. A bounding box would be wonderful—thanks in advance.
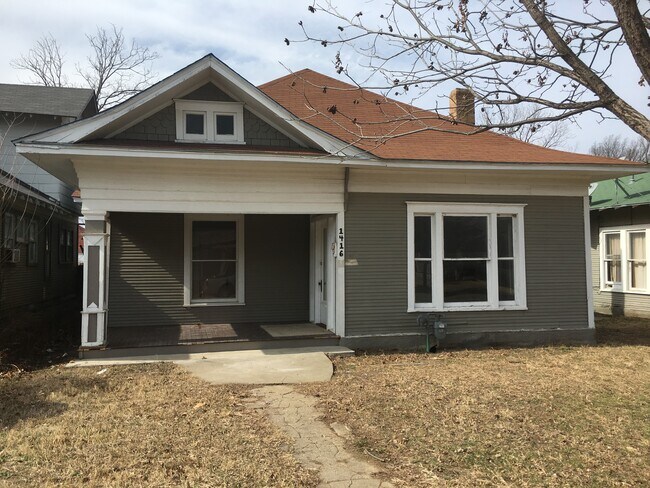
[175,100,245,144]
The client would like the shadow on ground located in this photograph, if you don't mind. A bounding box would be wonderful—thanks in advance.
[595,314,650,346]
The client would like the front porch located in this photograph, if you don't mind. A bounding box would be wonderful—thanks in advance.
[80,210,345,356]
[80,321,340,359]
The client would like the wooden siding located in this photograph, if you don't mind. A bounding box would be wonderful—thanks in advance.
[113,82,301,148]
[1,199,78,315]
[344,193,590,336]
[75,159,345,214]
[590,206,650,317]
[107,213,310,328]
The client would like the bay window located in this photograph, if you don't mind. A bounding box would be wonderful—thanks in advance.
[407,202,527,312]
[601,226,649,293]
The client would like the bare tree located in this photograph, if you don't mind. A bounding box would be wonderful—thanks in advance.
[484,104,571,148]
[77,25,158,110]
[12,25,158,110]
[293,0,650,141]
[590,135,650,163]
[10,34,66,87]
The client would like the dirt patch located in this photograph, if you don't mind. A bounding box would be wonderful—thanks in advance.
[0,363,318,487]
[299,319,650,486]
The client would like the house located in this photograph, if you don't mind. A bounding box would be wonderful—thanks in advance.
[0,83,97,336]
[13,54,643,356]
[590,173,650,317]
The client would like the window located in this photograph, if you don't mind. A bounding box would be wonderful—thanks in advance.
[27,221,38,265]
[59,227,74,264]
[601,226,649,293]
[175,100,245,143]
[16,219,27,243]
[407,202,527,312]
[184,215,245,306]
[2,213,16,249]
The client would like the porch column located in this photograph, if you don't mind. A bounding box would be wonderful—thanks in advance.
[81,211,110,347]
[335,211,345,337]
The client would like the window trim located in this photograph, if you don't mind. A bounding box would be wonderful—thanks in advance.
[407,202,527,312]
[600,224,650,295]
[175,100,245,144]
[183,214,245,307]
[27,220,38,266]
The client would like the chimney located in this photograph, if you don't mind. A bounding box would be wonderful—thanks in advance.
[449,88,475,125]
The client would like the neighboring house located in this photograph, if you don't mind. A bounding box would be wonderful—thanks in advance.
[0,83,97,327]
[590,173,650,317]
[14,54,642,356]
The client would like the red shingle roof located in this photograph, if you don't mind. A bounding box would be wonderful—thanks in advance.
[259,69,635,166]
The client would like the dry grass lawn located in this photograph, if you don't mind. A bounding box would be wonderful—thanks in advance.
[300,316,650,487]
[0,363,318,487]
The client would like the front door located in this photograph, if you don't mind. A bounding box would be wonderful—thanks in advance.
[314,217,335,330]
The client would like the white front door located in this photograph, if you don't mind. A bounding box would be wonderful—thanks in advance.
[314,217,335,330]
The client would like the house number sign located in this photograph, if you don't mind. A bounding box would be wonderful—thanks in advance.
[338,227,344,258]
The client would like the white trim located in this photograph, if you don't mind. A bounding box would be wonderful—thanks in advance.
[406,202,527,312]
[335,211,346,337]
[584,196,595,328]
[599,224,650,295]
[174,100,245,144]
[183,214,245,307]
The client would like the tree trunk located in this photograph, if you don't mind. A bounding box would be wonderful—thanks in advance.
[611,0,650,88]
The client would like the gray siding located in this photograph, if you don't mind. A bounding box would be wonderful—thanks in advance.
[108,213,310,328]
[0,113,78,210]
[590,206,650,317]
[0,200,78,315]
[345,193,590,336]
[113,83,301,148]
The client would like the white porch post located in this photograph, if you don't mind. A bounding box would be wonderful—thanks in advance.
[335,211,345,337]
[81,211,110,347]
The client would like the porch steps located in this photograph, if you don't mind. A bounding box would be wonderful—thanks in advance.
[80,336,342,360]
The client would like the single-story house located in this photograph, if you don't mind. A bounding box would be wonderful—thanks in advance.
[590,173,650,317]
[1,84,96,333]
[14,54,643,356]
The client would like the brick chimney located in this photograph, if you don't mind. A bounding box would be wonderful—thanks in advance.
[449,88,475,125]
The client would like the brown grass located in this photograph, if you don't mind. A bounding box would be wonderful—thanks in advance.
[0,363,318,487]
[299,317,650,487]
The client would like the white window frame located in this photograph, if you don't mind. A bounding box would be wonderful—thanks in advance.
[27,220,38,265]
[407,202,527,312]
[600,225,650,294]
[175,100,245,144]
[183,214,245,307]
[3,213,16,249]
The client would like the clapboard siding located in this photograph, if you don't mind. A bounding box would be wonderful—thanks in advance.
[108,212,310,328]
[344,193,589,336]
[1,199,78,315]
[75,160,345,214]
[590,206,650,317]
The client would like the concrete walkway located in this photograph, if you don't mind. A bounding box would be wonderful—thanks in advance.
[67,346,353,384]
[250,385,394,488]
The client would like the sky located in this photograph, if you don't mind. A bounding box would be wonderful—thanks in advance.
[0,0,647,153]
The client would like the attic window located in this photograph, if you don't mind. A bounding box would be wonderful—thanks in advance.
[175,100,245,144]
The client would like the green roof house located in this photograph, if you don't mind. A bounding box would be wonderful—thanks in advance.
[590,172,650,317]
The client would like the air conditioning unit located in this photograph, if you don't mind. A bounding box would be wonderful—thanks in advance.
[10,248,20,264]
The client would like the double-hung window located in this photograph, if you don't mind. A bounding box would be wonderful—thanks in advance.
[600,226,648,293]
[408,202,527,312]
[59,227,74,264]
[2,213,16,249]
[184,215,245,306]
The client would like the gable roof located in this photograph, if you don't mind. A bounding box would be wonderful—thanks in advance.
[259,69,637,166]
[0,83,96,118]
[15,55,360,157]
[591,172,650,210]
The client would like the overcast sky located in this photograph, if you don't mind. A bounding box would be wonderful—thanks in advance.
[0,0,647,153]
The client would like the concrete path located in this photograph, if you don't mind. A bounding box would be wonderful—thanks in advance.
[66,347,353,385]
[250,385,394,488]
